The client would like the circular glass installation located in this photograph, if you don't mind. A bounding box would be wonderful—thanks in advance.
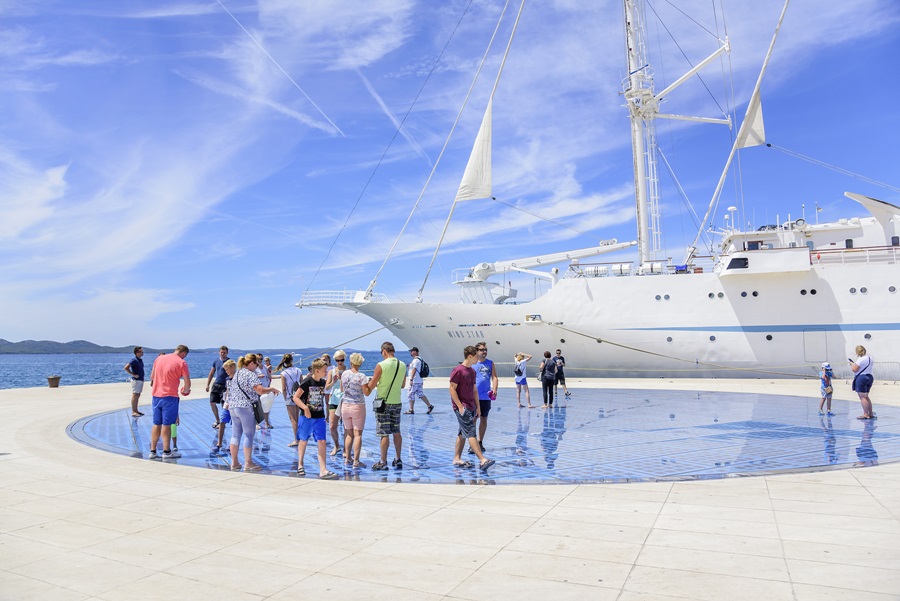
[68,390,900,484]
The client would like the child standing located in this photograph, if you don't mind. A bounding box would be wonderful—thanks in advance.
[819,362,835,416]
[293,358,337,480]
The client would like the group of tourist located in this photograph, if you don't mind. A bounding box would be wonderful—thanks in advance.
[512,348,570,409]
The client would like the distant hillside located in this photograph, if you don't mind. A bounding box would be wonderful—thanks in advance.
[0,339,371,356]
[0,339,150,354]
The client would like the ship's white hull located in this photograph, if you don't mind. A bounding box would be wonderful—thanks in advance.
[347,261,900,379]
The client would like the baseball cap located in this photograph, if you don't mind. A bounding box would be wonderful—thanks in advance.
[821,362,831,369]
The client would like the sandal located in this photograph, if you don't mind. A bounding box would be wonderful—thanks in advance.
[212,422,220,429]
[353,461,367,468]
[371,461,388,471]
[319,471,338,480]
[230,464,242,471]
[426,405,434,414]
[330,447,342,456]
[453,460,474,468]
[296,466,306,476]
[132,412,143,418]
[404,410,414,414]
[245,464,262,472]
[479,459,495,470]
[287,441,299,447]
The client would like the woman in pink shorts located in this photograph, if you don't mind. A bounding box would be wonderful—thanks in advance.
[340,353,371,468]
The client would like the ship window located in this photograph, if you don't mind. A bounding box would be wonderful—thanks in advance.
[810,289,817,295]
[717,292,724,298]
[560,339,565,343]
[727,257,749,269]
[655,295,661,301]
[861,287,868,294]
[893,236,899,246]
[766,335,773,341]
[865,333,872,340]
[845,239,853,249]
[800,289,807,295]
[806,241,814,250]
[664,294,670,300]
[850,288,857,294]
[747,241,761,251]
[708,293,715,299]
[666,337,673,342]
[890,286,897,293]
[709,336,716,342]
[752,291,759,297]
[534,339,540,344]
[495,340,500,345]
[741,291,747,297]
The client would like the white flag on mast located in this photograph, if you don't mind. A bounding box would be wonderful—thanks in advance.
[735,89,766,149]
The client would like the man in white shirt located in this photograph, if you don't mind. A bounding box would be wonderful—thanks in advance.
[405,347,433,415]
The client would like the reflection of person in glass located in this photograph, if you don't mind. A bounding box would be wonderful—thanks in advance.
[540,406,565,469]
[819,415,838,465]
[854,420,878,467]
[514,407,534,466]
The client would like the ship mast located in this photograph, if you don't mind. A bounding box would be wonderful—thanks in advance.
[623,0,660,266]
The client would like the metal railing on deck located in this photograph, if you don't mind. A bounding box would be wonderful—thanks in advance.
[298,290,388,306]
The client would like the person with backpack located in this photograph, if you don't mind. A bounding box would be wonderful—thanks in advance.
[514,352,534,408]
[539,351,557,409]
[405,347,434,414]
[818,362,835,417]
[276,353,304,447]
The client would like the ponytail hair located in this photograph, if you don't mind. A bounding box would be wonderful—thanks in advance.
[275,353,293,371]
[237,353,258,370]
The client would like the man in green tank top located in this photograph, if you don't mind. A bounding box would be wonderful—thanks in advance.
[367,341,407,470]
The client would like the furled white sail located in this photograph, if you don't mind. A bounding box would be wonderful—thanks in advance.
[735,89,766,149]
[455,99,492,202]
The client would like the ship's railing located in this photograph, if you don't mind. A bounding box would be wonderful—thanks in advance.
[297,290,388,306]
[811,245,899,266]
[563,256,717,279]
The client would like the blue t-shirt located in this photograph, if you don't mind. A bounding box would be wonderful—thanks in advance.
[475,359,494,400]
[212,357,229,386]
[128,357,144,381]
[553,355,565,374]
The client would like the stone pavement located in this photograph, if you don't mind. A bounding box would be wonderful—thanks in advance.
[1,377,899,600]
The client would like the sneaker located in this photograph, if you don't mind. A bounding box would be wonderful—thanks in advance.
[827,411,835,417]
[211,444,220,453]
[148,450,159,460]
[818,410,825,416]
[172,447,179,453]
[162,450,181,460]
[565,392,571,397]
[392,458,403,470]
[468,446,476,455]
[372,461,388,471]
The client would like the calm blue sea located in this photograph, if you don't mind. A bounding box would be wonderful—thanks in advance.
[0,350,390,390]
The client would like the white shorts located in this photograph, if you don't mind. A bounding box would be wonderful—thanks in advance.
[131,379,144,394]
[407,382,425,401]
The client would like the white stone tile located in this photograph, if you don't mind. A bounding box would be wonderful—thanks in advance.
[448,569,621,601]
[636,545,790,581]
[0,506,55,534]
[528,517,651,545]
[0,534,68,569]
[80,534,209,571]
[95,571,262,601]
[660,502,776,524]
[543,504,659,528]
[792,583,900,601]
[651,514,781,539]
[321,550,474,596]
[0,570,89,601]
[622,565,795,601]
[782,539,900,571]
[643,529,785,558]
[774,509,900,534]
[505,531,643,564]
[66,507,170,535]
[786,558,900,596]
[361,533,497,569]
[164,551,310,596]
[218,534,354,571]
[268,572,444,601]
[481,548,633,588]
[13,519,124,550]
[10,550,155,596]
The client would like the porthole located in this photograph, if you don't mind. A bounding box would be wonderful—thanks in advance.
[864,333,872,340]
[560,339,565,343]
[534,339,540,344]
[709,335,716,342]
[494,340,500,345]
[890,286,897,293]
[664,294,670,300]
[666,337,673,343]
[861,287,868,294]
[717,292,724,298]
[655,294,661,301]
[741,291,747,297]
[708,292,715,299]
[850,288,857,294]
[766,335,773,341]
[752,291,758,297]
[810,289,817,295]
[800,289,807,295]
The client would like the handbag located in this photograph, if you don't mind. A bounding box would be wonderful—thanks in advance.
[373,361,401,414]
[824,385,833,394]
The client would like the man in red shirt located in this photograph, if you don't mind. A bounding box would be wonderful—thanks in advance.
[449,346,494,471]
[149,345,191,461]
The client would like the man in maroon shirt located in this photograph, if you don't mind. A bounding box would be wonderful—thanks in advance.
[449,346,494,471]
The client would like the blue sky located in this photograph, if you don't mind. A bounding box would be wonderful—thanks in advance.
[2,0,898,351]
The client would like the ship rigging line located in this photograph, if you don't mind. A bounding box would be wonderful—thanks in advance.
[550,323,814,379]
[766,144,900,194]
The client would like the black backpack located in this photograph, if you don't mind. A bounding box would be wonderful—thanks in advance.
[418,358,430,378]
